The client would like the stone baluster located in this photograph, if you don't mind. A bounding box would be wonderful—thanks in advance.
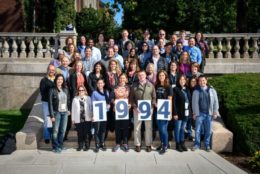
[217,38,223,58]
[3,39,9,58]
[208,39,214,59]
[234,38,240,59]
[20,40,27,58]
[36,39,43,58]
[243,38,249,58]
[45,38,51,58]
[11,39,18,58]
[28,40,35,58]
[252,37,259,59]
[226,37,232,58]
[0,41,2,57]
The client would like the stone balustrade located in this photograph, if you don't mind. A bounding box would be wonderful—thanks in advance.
[0,31,77,59]
[194,33,260,59]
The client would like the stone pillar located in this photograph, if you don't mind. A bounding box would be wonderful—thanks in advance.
[208,39,214,59]
[3,40,9,58]
[44,38,51,58]
[252,37,259,59]
[217,38,223,58]
[36,40,43,58]
[243,38,249,59]
[20,40,27,58]
[11,39,18,58]
[226,37,232,58]
[28,40,35,58]
[234,38,240,59]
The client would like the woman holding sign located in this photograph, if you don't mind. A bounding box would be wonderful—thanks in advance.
[112,73,131,152]
[91,78,110,153]
[155,70,173,154]
[173,75,192,152]
[71,85,92,151]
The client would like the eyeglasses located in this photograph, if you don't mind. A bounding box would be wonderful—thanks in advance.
[143,45,148,47]
[79,90,85,92]
[159,33,165,36]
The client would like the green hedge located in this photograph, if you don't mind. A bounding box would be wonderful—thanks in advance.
[209,74,260,155]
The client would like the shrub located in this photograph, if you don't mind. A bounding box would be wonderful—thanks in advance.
[249,150,260,172]
[209,73,260,155]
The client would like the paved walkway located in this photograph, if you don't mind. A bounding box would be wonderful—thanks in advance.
[0,149,247,174]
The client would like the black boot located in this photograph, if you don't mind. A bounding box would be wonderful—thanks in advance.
[94,144,99,153]
[77,142,83,151]
[180,141,188,151]
[84,139,90,151]
[176,143,183,152]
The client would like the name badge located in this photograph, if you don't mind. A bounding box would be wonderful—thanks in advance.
[185,102,189,109]
[172,84,176,88]
[61,104,66,110]
[185,110,189,117]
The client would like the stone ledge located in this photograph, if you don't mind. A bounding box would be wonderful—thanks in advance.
[0,62,49,74]
[211,118,233,153]
[16,94,44,150]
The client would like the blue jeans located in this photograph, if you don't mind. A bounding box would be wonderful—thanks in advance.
[42,101,52,140]
[174,117,188,143]
[194,113,212,148]
[156,120,168,147]
[52,112,68,150]
[185,116,192,138]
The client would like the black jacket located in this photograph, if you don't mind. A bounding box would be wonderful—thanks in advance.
[69,72,88,99]
[145,56,167,71]
[173,86,192,120]
[39,77,55,102]
[48,87,70,118]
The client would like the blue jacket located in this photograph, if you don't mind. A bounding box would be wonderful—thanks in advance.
[184,46,202,65]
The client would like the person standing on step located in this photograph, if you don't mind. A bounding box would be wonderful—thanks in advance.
[91,78,110,153]
[112,73,131,152]
[71,85,93,151]
[191,75,220,152]
[155,70,173,154]
[49,74,70,153]
[40,64,56,144]
[173,75,192,152]
[130,70,156,152]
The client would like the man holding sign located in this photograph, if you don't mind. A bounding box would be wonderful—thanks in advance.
[130,70,156,152]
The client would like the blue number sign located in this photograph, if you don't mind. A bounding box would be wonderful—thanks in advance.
[93,101,107,122]
[157,99,171,120]
[115,99,129,120]
[138,100,152,121]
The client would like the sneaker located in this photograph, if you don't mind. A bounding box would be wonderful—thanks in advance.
[100,143,107,151]
[146,146,152,152]
[180,142,188,151]
[94,147,99,153]
[159,147,167,154]
[135,146,141,152]
[191,146,199,151]
[83,146,89,151]
[122,144,129,152]
[59,147,67,151]
[52,149,61,153]
[205,146,211,152]
[77,147,82,151]
[112,144,120,152]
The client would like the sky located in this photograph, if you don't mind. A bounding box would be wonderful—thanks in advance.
[101,0,123,25]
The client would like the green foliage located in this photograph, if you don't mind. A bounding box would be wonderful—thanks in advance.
[76,8,118,39]
[23,0,34,31]
[249,150,260,172]
[114,0,239,33]
[0,109,30,139]
[54,0,76,32]
[209,74,260,155]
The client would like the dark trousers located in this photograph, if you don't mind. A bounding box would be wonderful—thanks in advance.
[75,121,92,148]
[64,115,71,140]
[93,121,107,146]
[115,120,130,144]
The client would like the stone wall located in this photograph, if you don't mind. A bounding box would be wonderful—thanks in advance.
[0,61,49,110]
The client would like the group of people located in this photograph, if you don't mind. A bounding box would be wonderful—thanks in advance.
[40,29,219,154]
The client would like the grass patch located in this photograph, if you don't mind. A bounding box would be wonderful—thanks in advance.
[0,109,30,139]
[209,73,260,155]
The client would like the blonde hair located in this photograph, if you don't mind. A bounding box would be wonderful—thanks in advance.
[76,85,88,96]
[108,59,121,75]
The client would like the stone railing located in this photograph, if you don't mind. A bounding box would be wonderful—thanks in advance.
[0,31,77,59]
[195,33,260,59]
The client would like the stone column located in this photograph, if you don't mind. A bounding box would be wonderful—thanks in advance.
[208,39,214,59]
[234,38,240,59]
[11,39,18,58]
[28,40,35,58]
[20,40,27,58]
[243,38,249,59]
[36,39,43,58]
[252,37,259,59]
[44,38,51,58]
[217,38,223,58]
[3,40,9,58]
[226,37,232,59]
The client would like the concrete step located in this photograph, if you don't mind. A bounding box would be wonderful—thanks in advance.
[38,129,198,150]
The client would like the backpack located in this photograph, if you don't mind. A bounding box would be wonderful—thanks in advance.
[0,133,16,155]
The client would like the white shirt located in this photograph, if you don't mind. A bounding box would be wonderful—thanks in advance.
[152,56,159,72]
[92,46,102,61]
